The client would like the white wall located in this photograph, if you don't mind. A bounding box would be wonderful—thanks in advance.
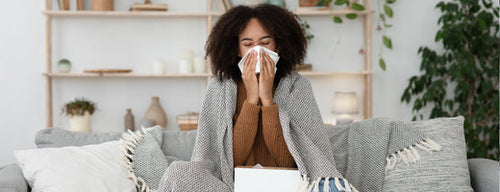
[0,0,448,164]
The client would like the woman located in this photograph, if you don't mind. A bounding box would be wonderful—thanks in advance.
[160,4,353,192]
[206,3,304,168]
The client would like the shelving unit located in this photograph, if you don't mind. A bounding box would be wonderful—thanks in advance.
[43,0,373,128]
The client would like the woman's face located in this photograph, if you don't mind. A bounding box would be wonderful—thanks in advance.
[238,18,276,57]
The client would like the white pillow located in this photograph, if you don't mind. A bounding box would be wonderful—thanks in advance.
[14,141,135,192]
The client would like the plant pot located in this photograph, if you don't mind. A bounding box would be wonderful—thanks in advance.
[70,112,92,132]
[92,0,114,11]
[57,59,72,73]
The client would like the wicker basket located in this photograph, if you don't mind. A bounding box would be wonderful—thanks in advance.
[177,112,199,131]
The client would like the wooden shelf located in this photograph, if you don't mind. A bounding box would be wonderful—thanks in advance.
[43,72,212,78]
[43,71,373,78]
[43,0,373,127]
[42,9,373,18]
[294,9,375,16]
[298,71,373,76]
[42,10,224,17]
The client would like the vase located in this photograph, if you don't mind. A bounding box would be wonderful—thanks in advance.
[144,96,167,129]
[70,112,91,132]
[124,108,135,132]
[152,59,166,75]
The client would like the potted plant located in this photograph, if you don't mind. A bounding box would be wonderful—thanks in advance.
[62,98,97,132]
[401,0,499,159]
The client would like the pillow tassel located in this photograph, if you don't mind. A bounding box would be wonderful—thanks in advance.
[385,138,442,171]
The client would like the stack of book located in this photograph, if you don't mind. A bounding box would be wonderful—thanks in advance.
[294,64,313,72]
[176,112,199,131]
[130,3,168,12]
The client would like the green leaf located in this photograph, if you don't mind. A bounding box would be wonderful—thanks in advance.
[478,20,487,30]
[386,0,396,4]
[346,13,358,19]
[333,16,343,23]
[435,31,442,42]
[316,0,327,6]
[384,23,393,28]
[379,58,387,71]
[350,3,365,11]
[482,0,493,8]
[334,0,347,5]
[384,5,394,18]
[379,14,386,22]
[383,36,393,49]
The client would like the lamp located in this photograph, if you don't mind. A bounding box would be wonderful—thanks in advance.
[332,91,358,125]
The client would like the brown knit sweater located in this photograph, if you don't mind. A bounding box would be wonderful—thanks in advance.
[232,82,296,168]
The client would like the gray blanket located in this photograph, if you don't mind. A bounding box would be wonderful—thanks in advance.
[159,72,351,191]
[157,72,440,192]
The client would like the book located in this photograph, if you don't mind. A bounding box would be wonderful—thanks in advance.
[70,0,77,11]
[130,3,168,11]
[77,0,83,10]
[294,64,312,71]
[224,0,231,10]
[218,0,226,11]
[63,0,70,10]
[58,0,64,10]
[52,0,60,10]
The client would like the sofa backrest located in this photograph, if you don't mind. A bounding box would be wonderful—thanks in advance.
[35,128,197,161]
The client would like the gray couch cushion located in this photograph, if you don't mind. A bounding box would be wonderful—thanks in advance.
[0,164,28,192]
[383,116,473,191]
[327,117,473,191]
[161,130,197,161]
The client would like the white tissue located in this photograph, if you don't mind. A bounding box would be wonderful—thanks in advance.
[238,46,280,74]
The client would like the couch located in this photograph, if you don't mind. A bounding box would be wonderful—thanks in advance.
[0,126,498,192]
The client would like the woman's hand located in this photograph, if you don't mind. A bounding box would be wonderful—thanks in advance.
[241,50,259,105]
[259,50,275,106]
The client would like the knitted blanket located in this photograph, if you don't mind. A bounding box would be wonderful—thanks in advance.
[157,72,441,192]
[159,72,354,192]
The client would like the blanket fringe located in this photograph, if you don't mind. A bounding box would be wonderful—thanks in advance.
[385,138,442,172]
[119,127,154,192]
[296,176,357,192]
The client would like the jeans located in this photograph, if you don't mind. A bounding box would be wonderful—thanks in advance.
[313,178,346,192]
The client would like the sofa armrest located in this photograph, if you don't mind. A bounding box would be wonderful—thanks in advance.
[0,164,28,192]
[468,158,499,192]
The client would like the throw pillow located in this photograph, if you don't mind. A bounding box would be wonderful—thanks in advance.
[120,126,169,191]
[383,116,473,191]
[14,141,135,192]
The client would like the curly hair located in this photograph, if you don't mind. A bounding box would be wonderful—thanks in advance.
[205,4,307,84]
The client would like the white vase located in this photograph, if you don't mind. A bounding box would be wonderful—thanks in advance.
[70,112,92,132]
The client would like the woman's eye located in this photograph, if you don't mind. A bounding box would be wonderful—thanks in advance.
[244,44,252,47]
[260,42,270,45]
